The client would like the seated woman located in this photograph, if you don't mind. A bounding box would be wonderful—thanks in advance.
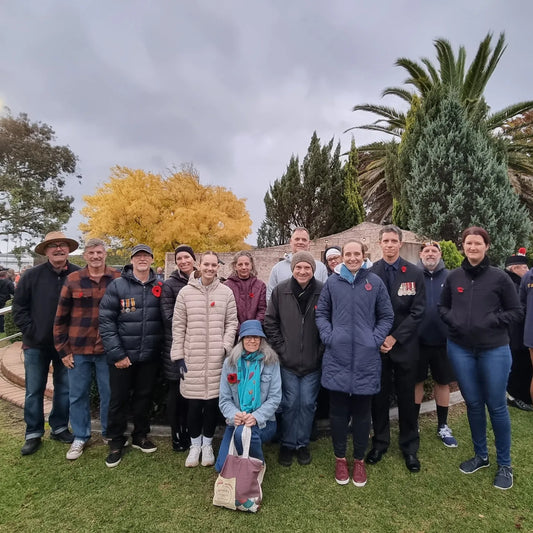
[215,320,281,471]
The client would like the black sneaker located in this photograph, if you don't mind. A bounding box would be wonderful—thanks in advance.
[132,437,157,453]
[296,446,312,465]
[459,455,490,474]
[50,429,74,444]
[493,465,513,490]
[278,445,294,467]
[507,395,533,412]
[105,448,123,468]
[21,437,42,456]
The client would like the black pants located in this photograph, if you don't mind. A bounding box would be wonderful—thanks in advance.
[107,360,159,446]
[167,379,189,438]
[187,398,219,439]
[329,390,372,460]
[371,355,419,455]
[507,347,533,403]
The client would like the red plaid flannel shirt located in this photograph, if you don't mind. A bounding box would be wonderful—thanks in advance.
[54,266,120,358]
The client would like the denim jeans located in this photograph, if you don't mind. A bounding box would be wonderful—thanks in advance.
[24,347,70,439]
[68,354,110,441]
[447,340,512,466]
[214,420,277,472]
[280,368,321,449]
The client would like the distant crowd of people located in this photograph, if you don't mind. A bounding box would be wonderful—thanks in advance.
[7,224,533,493]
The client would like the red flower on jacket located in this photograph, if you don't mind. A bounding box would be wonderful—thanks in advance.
[401,266,407,273]
[457,287,464,293]
[210,301,215,307]
[152,284,162,297]
[249,292,254,298]
[227,373,238,384]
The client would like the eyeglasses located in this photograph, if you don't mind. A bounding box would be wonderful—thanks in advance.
[47,242,69,249]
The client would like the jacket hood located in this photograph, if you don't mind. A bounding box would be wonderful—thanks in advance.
[227,338,279,366]
[418,258,446,275]
[170,268,194,283]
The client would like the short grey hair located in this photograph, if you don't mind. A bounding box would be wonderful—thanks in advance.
[84,238,106,250]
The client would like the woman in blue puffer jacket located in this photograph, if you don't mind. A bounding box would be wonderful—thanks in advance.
[316,240,393,487]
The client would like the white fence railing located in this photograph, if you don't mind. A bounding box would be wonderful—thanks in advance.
[0,305,22,342]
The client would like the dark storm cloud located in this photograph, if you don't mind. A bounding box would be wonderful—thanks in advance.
[0,0,531,243]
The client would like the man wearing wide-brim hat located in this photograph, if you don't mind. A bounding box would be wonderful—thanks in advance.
[12,231,81,456]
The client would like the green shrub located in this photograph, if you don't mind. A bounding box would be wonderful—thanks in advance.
[440,240,463,269]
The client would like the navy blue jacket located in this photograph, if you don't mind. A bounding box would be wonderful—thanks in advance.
[418,259,448,346]
[99,265,164,364]
[519,268,533,348]
[316,268,393,395]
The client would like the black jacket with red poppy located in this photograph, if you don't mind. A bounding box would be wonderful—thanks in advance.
[160,268,192,380]
[370,258,425,363]
[99,264,164,364]
[439,259,522,349]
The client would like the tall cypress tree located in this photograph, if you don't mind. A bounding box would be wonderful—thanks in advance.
[257,132,365,247]
[406,89,531,264]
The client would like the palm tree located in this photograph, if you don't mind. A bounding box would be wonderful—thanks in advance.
[348,32,533,223]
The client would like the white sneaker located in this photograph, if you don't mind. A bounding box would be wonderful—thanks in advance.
[185,444,201,467]
[201,444,215,467]
[66,439,86,460]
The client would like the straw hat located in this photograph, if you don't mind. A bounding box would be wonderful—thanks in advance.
[34,231,79,255]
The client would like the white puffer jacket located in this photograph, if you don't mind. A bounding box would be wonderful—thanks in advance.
[170,273,238,399]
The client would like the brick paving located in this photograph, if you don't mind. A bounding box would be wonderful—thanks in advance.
[0,342,52,414]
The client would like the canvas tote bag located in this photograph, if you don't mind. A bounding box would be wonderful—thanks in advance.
[213,425,265,512]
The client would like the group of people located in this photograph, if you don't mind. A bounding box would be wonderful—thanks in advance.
[10,224,532,493]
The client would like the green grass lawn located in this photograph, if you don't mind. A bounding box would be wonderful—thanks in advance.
[0,400,531,533]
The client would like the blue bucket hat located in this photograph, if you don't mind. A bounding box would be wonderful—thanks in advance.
[238,320,266,341]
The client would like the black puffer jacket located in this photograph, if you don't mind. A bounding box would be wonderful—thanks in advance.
[99,265,164,364]
[160,269,192,380]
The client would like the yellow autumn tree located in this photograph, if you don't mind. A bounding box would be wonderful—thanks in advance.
[80,166,252,260]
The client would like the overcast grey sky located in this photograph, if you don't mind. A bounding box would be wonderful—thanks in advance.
[1,1,531,247]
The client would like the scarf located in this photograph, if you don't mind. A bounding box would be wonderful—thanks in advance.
[237,350,263,413]
[461,255,490,279]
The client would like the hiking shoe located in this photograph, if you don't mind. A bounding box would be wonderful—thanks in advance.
[201,444,215,466]
[296,446,311,465]
[105,448,123,468]
[21,437,42,456]
[459,455,490,474]
[66,439,86,460]
[353,459,367,487]
[278,445,294,467]
[438,424,458,448]
[132,437,157,453]
[50,429,74,444]
[335,457,349,485]
[185,444,201,467]
[493,465,513,490]
[507,395,533,412]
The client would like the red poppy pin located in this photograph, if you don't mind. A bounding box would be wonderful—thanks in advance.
[152,285,162,297]
[210,301,215,307]
[75,292,84,298]
[365,283,372,291]
[401,266,407,273]
[227,373,238,384]
[249,292,254,298]
[457,287,464,293]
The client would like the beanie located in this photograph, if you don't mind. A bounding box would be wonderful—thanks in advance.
[175,245,196,261]
[291,251,316,273]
